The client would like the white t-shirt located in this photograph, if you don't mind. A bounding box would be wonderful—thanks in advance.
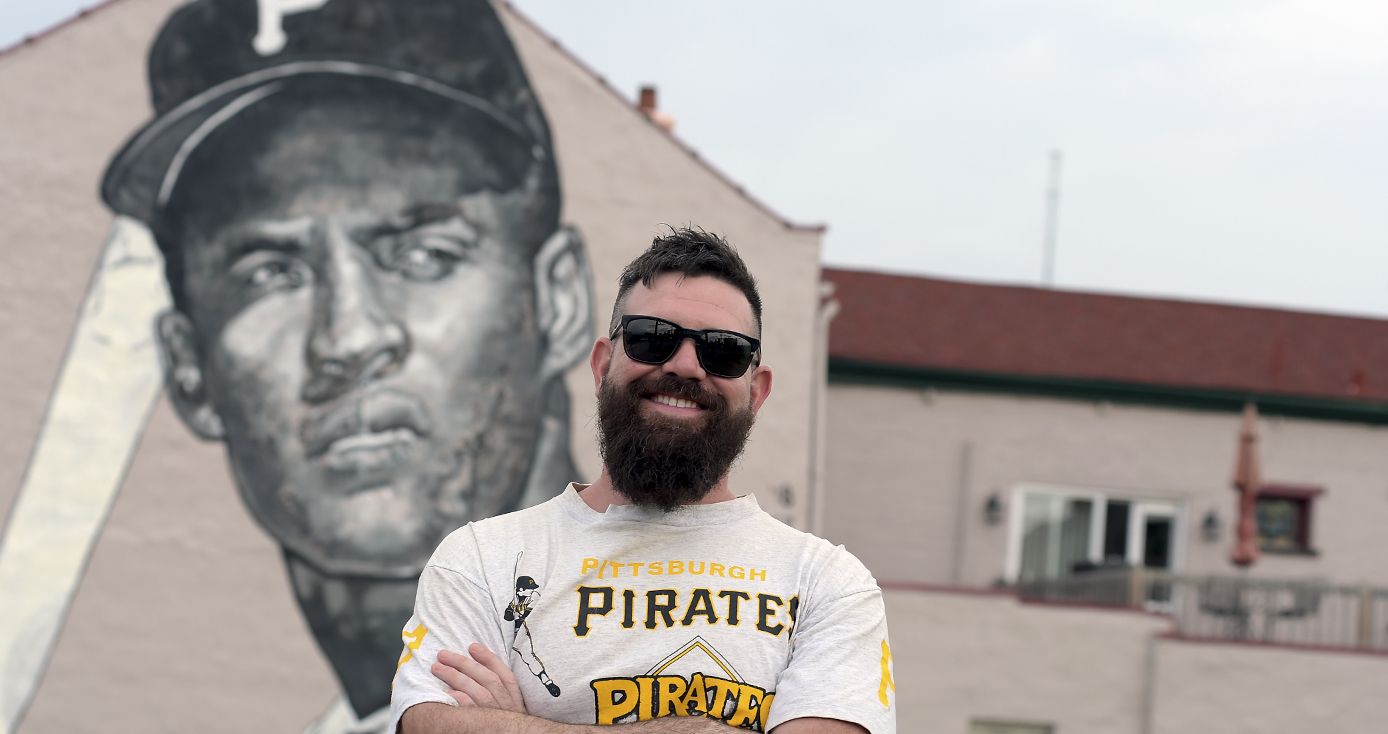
[389,484,896,733]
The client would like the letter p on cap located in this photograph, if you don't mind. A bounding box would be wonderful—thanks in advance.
[254,0,331,56]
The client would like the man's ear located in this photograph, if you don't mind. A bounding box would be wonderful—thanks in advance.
[535,225,595,383]
[749,364,774,414]
[155,310,225,440]
[590,336,614,397]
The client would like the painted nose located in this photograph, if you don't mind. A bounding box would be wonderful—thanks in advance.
[303,222,410,403]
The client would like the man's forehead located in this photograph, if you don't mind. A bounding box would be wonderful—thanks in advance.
[623,273,756,335]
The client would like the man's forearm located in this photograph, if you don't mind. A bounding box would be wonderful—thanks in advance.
[401,702,736,734]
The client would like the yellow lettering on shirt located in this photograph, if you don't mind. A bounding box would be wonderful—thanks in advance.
[656,675,689,716]
[580,557,769,582]
[592,673,774,729]
[592,678,640,724]
[726,683,766,728]
[396,624,427,668]
[878,639,895,708]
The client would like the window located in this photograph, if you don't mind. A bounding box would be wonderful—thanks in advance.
[1006,484,1182,583]
[1256,484,1322,554]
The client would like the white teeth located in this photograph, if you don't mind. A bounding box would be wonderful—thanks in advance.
[652,395,698,409]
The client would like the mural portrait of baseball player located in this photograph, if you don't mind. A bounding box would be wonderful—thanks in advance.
[5,1,592,731]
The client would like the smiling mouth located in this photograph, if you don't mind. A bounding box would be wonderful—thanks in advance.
[648,393,704,410]
[322,428,419,474]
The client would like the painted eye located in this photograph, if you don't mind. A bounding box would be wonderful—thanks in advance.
[393,236,465,281]
[241,257,307,294]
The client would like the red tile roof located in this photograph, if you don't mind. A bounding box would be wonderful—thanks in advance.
[823,268,1388,403]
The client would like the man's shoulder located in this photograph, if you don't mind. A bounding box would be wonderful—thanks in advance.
[472,490,573,537]
[744,512,879,592]
[427,492,572,571]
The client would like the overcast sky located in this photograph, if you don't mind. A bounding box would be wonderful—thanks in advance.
[5,1,1387,317]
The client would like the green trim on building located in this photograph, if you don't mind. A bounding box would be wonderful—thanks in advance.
[828,358,1388,425]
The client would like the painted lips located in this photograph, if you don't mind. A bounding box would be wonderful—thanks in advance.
[302,389,434,476]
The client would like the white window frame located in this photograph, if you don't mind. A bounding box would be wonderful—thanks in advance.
[1004,482,1188,584]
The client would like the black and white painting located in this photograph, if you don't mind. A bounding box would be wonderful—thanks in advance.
[0,1,593,732]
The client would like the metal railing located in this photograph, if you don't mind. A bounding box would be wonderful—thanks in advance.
[1016,569,1388,652]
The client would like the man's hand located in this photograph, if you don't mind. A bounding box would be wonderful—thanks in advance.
[432,643,528,713]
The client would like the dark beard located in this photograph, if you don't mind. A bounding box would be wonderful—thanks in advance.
[597,372,755,512]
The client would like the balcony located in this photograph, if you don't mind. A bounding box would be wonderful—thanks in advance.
[1016,569,1388,651]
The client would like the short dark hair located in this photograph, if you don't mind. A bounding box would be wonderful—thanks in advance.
[610,227,763,337]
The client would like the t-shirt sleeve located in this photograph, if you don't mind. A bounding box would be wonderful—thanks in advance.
[764,548,896,734]
[388,527,508,734]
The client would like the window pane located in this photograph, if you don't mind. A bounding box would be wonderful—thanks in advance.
[1019,495,1055,581]
[1143,516,1172,569]
[1256,497,1305,551]
[1104,501,1131,562]
[1059,499,1092,575]
[1019,494,1092,580]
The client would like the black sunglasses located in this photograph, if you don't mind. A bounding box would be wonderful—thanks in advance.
[613,315,761,378]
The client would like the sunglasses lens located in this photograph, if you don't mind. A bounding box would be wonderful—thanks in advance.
[698,332,755,378]
[623,318,680,364]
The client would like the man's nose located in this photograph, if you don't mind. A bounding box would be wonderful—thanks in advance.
[660,337,706,380]
[303,222,410,403]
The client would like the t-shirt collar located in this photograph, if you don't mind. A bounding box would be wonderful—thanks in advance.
[558,483,761,527]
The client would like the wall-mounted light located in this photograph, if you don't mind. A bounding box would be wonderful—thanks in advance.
[984,493,1004,525]
[1202,510,1222,542]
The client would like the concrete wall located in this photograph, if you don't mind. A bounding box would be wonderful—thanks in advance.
[825,385,1388,589]
[885,587,1171,734]
[0,1,821,731]
[1151,637,1388,734]
[887,586,1388,734]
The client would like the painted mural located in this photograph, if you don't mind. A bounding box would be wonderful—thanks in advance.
[2,1,593,732]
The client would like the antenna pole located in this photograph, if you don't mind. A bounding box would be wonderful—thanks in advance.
[1042,149,1062,287]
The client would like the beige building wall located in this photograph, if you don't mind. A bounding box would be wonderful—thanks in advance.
[1,1,822,731]
[1151,637,1388,734]
[886,587,1171,734]
[826,384,1388,588]
[888,587,1388,734]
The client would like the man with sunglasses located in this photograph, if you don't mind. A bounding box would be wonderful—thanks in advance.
[391,229,895,734]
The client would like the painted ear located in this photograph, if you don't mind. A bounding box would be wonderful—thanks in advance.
[534,225,595,383]
[155,310,225,440]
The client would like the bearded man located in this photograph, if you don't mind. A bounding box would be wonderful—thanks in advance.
[390,229,895,734]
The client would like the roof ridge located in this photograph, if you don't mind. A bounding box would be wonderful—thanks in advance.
[821,266,1388,324]
[0,0,127,58]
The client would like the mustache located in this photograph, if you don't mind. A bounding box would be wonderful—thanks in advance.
[597,373,753,511]
[301,388,434,457]
[632,373,726,412]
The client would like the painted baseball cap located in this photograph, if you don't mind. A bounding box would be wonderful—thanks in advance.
[101,0,556,224]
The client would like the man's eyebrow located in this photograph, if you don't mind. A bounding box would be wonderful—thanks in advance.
[393,203,466,230]
[222,224,312,264]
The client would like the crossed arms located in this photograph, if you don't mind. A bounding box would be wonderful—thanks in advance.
[398,644,868,734]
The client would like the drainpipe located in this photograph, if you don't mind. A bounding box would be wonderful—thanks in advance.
[808,280,840,537]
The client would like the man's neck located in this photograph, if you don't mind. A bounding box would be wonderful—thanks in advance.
[579,471,737,513]
[284,551,417,719]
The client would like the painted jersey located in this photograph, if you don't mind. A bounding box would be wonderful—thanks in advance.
[388,484,895,733]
